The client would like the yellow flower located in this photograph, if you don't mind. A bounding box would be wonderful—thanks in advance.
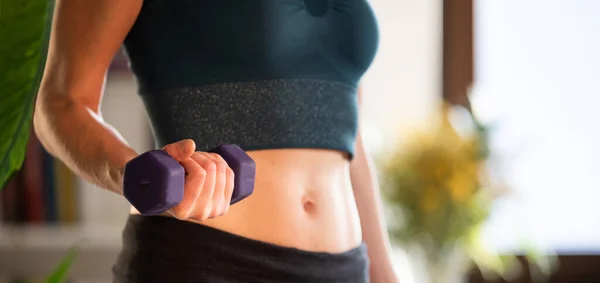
[421,186,440,213]
[447,172,474,203]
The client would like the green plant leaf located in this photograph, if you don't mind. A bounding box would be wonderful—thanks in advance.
[0,0,55,190]
[44,246,79,283]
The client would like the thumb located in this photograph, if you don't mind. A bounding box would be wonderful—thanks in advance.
[162,139,196,161]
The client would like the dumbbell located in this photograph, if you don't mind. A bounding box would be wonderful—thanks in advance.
[123,144,256,215]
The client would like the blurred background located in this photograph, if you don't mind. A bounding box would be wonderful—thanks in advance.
[1,0,599,282]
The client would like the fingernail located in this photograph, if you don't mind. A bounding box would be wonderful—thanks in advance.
[179,140,189,153]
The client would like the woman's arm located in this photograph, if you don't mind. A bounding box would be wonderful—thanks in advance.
[351,87,399,282]
[34,0,143,195]
[34,0,232,222]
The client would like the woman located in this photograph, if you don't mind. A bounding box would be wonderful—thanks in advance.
[34,0,398,282]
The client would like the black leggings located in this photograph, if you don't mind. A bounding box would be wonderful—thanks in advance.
[112,215,370,283]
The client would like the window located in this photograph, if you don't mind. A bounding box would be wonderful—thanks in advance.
[472,0,600,253]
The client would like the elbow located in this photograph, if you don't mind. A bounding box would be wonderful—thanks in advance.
[32,91,48,137]
[32,92,53,155]
[32,89,66,156]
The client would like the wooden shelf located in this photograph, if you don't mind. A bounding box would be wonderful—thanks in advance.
[0,224,122,251]
[0,224,123,282]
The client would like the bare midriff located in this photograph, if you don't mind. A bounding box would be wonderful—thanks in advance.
[130,148,363,253]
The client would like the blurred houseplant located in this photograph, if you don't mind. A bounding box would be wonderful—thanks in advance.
[379,102,517,283]
[1,0,78,282]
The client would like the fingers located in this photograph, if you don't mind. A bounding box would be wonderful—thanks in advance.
[162,142,233,222]
[162,139,196,161]
[167,158,205,220]
[205,153,231,216]
[189,152,218,221]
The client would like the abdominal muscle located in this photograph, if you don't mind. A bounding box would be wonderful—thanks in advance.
[130,148,363,253]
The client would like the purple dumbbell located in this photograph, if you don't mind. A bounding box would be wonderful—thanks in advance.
[123,144,256,215]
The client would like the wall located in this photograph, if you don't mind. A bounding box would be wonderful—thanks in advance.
[361,0,442,154]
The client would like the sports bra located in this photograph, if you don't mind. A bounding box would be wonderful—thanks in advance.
[122,0,379,159]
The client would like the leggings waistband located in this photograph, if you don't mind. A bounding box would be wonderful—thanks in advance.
[112,215,369,283]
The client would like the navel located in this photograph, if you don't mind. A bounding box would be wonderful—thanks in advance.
[302,195,318,215]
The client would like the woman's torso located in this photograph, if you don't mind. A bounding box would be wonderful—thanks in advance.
[125,0,379,253]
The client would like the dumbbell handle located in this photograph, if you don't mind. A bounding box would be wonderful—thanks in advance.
[123,144,256,215]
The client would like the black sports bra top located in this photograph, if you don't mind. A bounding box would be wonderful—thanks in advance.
[122,0,379,159]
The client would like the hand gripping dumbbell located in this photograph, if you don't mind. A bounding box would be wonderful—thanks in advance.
[123,144,256,215]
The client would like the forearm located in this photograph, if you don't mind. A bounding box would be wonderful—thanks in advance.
[33,92,138,195]
[351,138,398,282]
